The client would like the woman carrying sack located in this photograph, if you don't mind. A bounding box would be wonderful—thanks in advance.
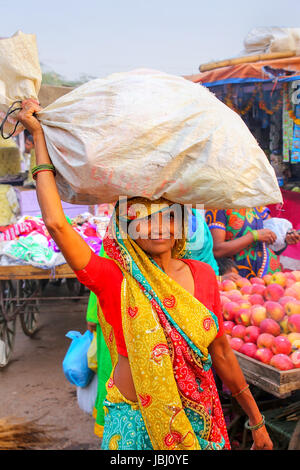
[16,99,273,451]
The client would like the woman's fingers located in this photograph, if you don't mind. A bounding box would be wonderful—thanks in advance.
[16,99,43,135]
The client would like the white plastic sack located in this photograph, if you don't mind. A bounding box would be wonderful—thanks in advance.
[0,31,283,209]
[243,27,300,55]
[76,373,98,415]
[263,217,292,252]
[0,31,42,135]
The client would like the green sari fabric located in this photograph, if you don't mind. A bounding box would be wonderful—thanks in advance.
[86,244,112,435]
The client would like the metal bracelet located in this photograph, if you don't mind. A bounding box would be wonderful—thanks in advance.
[245,415,265,431]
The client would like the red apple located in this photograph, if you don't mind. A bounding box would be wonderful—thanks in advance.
[270,354,294,371]
[235,309,252,327]
[244,326,260,343]
[229,337,244,351]
[285,272,297,282]
[240,342,258,358]
[223,321,235,335]
[257,333,275,349]
[237,300,252,309]
[236,277,251,289]
[231,324,246,339]
[223,301,240,321]
[280,315,290,334]
[285,287,300,301]
[254,348,273,364]
[251,284,266,296]
[250,277,265,285]
[240,285,253,295]
[279,296,297,308]
[286,278,297,288]
[269,272,287,287]
[271,335,292,355]
[249,294,264,305]
[220,295,231,306]
[287,332,300,346]
[285,300,300,316]
[290,351,300,368]
[264,301,285,322]
[259,318,281,336]
[222,280,237,291]
[291,271,300,282]
[263,274,273,285]
[288,314,300,333]
[250,305,267,326]
[264,284,285,302]
[227,291,243,303]
[292,340,300,350]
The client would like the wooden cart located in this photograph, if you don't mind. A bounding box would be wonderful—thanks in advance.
[235,351,300,398]
[232,351,300,449]
[0,263,87,368]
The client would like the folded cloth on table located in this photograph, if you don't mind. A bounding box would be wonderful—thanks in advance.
[0,233,65,268]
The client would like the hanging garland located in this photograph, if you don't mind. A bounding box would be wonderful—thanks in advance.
[283,82,300,126]
[224,84,258,115]
[224,83,284,117]
[257,84,283,115]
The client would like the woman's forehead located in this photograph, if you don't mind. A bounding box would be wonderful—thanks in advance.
[118,197,181,221]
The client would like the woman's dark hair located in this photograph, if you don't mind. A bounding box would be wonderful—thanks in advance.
[217,257,238,276]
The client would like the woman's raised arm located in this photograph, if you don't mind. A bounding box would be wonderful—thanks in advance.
[17,99,92,271]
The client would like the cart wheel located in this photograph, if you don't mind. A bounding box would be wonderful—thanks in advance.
[20,302,39,337]
[66,278,85,300]
[0,280,17,367]
[19,280,40,337]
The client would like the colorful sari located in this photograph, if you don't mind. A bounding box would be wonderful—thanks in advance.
[86,208,220,438]
[205,207,281,279]
[96,197,230,450]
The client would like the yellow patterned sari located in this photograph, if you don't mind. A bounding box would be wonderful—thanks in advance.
[98,197,229,450]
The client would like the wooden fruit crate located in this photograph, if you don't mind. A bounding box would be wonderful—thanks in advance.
[235,351,300,398]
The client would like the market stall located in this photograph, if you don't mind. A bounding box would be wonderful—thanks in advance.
[186,53,300,272]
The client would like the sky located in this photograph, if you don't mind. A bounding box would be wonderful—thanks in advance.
[1,0,300,80]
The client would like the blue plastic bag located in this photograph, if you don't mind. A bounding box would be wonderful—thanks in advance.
[62,330,94,387]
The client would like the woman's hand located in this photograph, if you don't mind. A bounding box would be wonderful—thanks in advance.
[256,229,277,245]
[221,272,241,282]
[251,425,273,450]
[285,229,300,245]
[16,99,43,137]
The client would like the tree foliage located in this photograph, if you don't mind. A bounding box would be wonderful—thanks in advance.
[41,64,95,87]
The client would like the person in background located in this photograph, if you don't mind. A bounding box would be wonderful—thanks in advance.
[20,130,34,173]
[205,207,300,279]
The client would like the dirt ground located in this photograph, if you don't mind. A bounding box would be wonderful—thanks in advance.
[0,280,101,450]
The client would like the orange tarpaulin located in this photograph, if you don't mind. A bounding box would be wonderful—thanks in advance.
[185,56,300,85]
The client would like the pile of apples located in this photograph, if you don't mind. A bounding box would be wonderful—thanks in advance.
[220,271,300,371]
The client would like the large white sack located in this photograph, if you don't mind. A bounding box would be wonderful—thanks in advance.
[0,32,282,208]
[0,31,41,134]
[243,27,300,55]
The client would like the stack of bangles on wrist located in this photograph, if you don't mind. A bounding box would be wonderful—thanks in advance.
[245,415,265,431]
[252,230,259,242]
[32,164,56,180]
